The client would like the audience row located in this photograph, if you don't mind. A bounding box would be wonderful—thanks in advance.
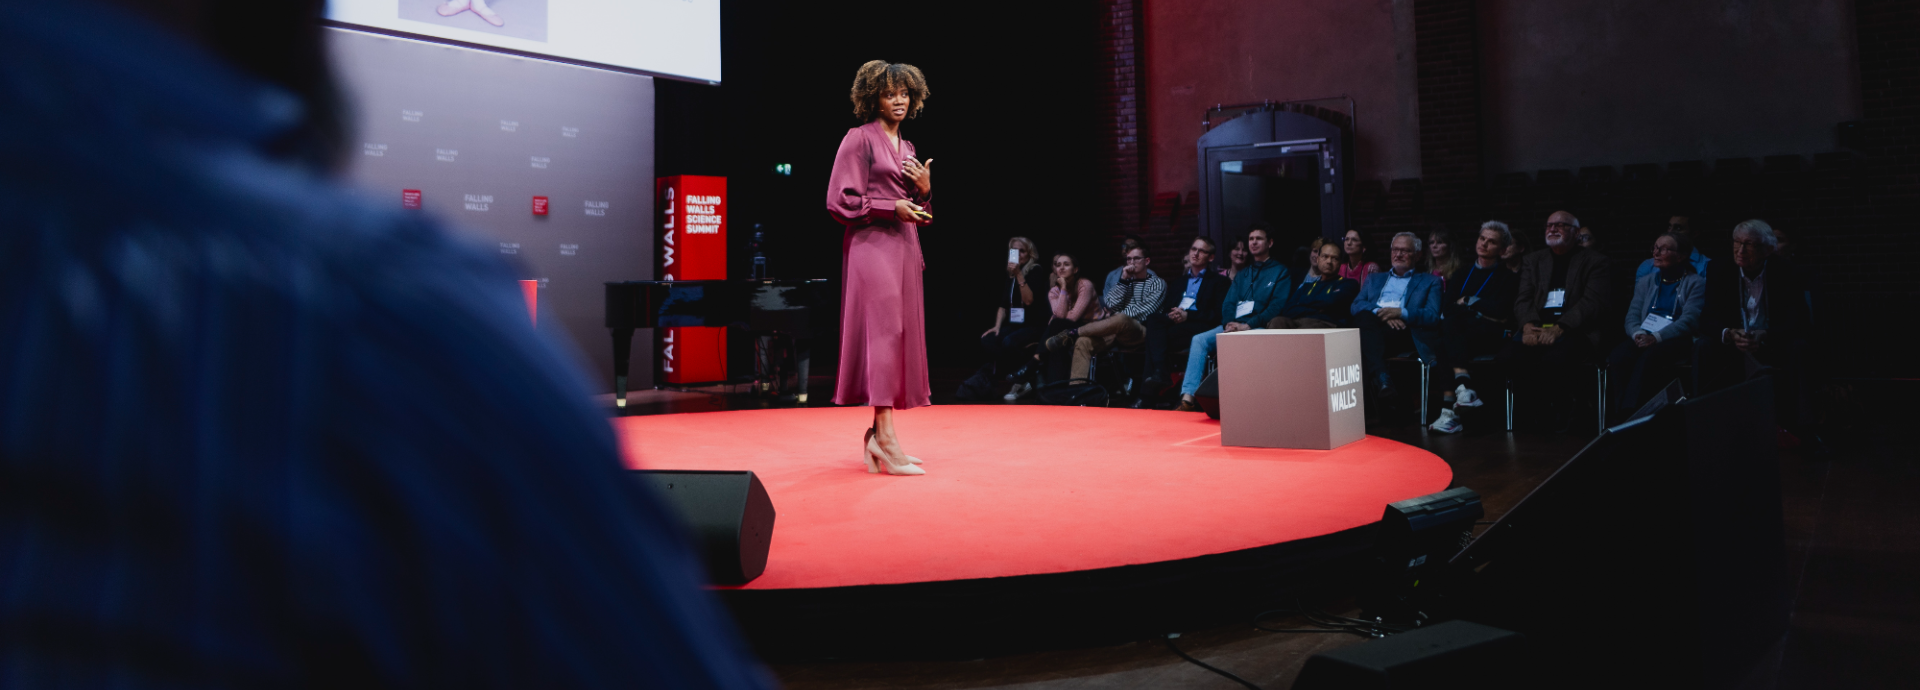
[961,212,1816,443]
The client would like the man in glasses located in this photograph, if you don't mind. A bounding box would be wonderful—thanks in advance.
[1143,236,1231,391]
[1637,215,1712,278]
[1350,232,1445,421]
[1501,210,1614,433]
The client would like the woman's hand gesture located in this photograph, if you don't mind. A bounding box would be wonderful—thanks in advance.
[894,199,927,223]
[902,158,933,196]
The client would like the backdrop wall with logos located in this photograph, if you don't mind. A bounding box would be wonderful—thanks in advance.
[329,27,657,392]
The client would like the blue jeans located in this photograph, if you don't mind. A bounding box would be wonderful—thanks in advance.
[1180,326,1224,396]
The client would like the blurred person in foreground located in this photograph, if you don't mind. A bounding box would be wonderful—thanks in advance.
[0,1,773,687]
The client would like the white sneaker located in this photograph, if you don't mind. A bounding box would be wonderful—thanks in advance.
[1003,382,1032,401]
[1454,384,1484,408]
[1429,408,1464,434]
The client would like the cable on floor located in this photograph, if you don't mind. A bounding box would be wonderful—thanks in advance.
[1163,633,1263,690]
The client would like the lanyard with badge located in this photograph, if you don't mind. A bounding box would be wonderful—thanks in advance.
[1461,266,1495,306]
[1233,264,1271,319]
[1007,267,1030,324]
[1643,280,1674,334]
[1636,279,1681,334]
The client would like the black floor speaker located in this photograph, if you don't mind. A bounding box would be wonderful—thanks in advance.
[1194,371,1221,419]
[1292,620,1529,689]
[632,470,776,585]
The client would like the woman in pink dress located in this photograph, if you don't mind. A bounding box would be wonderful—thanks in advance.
[827,60,934,476]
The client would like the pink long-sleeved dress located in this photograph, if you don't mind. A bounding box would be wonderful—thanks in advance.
[827,120,932,410]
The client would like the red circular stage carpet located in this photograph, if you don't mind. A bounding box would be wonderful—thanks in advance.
[614,406,1451,591]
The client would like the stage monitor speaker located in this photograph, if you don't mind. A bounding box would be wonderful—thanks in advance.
[1195,371,1221,419]
[632,470,775,585]
[1291,620,1529,689]
[1368,487,1483,616]
[1445,375,1788,687]
[1623,378,1686,424]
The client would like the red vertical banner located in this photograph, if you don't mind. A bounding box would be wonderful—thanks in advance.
[656,175,728,384]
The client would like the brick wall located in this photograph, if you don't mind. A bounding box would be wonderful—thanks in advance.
[1093,0,1155,259]
[1412,0,1482,225]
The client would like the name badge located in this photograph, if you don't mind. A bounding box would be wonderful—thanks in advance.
[1378,299,1403,309]
[1235,300,1254,318]
[1638,312,1673,334]
[1466,296,1482,306]
[1545,289,1566,309]
[1179,296,1196,311]
[1009,307,1026,324]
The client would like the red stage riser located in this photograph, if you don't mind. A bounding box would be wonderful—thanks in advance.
[614,406,1453,590]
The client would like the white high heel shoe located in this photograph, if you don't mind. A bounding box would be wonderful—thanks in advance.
[865,431,924,476]
[862,427,921,466]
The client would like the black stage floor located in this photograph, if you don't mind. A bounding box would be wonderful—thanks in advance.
[618,374,1915,689]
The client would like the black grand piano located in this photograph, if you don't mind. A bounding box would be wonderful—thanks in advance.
[604,279,829,407]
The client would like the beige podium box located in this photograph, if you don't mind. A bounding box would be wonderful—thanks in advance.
[1215,329,1366,450]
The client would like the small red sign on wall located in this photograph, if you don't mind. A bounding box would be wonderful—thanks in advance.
[532,196,549,215]
[402,189,422,209]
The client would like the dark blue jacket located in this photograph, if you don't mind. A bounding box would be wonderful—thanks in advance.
[1277,277,1360,325]
[1219,257,1293,327]
[1352,269,1445,363]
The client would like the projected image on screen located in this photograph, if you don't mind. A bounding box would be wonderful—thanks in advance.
[403,0,549,42]
[328,0,720,82]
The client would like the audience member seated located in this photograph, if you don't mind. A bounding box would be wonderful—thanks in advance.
[1340,229,1382,284]
[1350,232,1444,411]
[958,237,1046,400]
[1025,252,1097,395]
[1499,210,1613,432]
[1267,238,1359,329]
[1428,221,1521,434]
[1428,226,1461,287]
[1695,219,1818,450]
[1575,224,1598,249]
[1771,225,1797,260]
[1046,246,1165,383]
[1173,224,1292,412]
[1103,234,1146,297]
[1636,215,1711,278]
[1143,236,1231,387]
[1607,232,1707,419]
[1222,236,1250,281]
[1502,231,1530,273]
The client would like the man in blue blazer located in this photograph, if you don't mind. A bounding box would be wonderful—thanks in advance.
[1350,232,1444,403]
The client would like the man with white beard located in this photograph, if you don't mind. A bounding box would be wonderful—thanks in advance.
[1499,210,1612,433]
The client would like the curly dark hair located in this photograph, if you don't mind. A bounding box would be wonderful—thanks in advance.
[849,60,930,121]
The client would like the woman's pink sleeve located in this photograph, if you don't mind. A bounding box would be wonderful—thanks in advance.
[1066,279,1094,321]
[825,129,896,226]
[1048,286,1069,318]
